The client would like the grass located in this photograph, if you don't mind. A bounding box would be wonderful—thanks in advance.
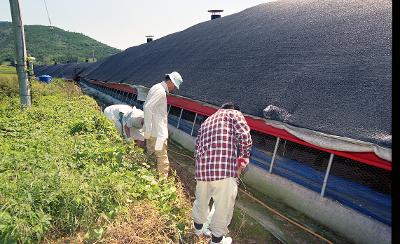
[0,65,16,75]
[229,208,282,244]
[0,77,194,243]
[0,65,18,100]
[0,74,18,100]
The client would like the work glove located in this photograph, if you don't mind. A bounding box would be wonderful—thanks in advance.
[237,157,249,176]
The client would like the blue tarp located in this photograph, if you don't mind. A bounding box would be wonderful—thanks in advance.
[249,147,391,225]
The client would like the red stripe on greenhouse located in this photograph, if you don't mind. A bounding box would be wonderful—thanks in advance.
[167,96,391,171]
[90,81,392,171]
[89,80,137,94]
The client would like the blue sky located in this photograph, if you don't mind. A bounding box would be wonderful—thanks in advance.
[1,0,271,50]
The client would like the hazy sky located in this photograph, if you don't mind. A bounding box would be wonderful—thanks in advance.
[1,0,271,50]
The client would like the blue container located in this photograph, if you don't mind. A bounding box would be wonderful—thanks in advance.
[38,75,52,83]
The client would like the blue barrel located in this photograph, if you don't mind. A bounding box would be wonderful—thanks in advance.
[38,75,52,83]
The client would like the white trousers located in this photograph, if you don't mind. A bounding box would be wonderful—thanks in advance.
[192,177,238,237]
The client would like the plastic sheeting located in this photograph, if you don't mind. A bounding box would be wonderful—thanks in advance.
[263,119,392,162]
[250,146,392,225]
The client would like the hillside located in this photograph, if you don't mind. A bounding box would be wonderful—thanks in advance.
[0,21,120,64]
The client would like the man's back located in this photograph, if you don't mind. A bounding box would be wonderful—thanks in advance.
[195,109,252,181]
[104,104,133,121]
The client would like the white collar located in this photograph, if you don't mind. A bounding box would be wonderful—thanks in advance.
[161,81,169,94]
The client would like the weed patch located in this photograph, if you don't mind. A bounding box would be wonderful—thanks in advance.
[0,79,192,243]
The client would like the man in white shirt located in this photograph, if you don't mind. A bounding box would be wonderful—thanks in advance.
[103,104,145,145]
[143,71,183,178]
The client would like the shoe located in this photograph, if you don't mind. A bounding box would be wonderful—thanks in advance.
[211,236,232,244]
[193,223,211,237]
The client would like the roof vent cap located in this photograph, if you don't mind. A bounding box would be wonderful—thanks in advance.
[208,10,223,20]
[146,35,154,43]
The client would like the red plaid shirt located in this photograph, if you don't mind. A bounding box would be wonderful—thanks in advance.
[194,109,252,181]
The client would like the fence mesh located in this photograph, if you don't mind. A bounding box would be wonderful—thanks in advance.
[250,130,279,153]
[272,139,330,193]
[249,129,391,225]
[326,155,391,225]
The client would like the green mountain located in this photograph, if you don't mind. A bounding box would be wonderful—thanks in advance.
[0,21,120,64]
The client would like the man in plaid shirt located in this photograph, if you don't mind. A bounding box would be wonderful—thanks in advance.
[192,102,252,244]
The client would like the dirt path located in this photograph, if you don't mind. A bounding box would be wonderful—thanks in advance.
[168,142,282,244]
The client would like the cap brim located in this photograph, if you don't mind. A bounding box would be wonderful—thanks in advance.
[171,81,179,89]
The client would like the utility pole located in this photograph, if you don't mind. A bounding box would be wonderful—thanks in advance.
[9,0,31,108]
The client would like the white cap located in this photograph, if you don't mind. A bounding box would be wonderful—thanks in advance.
[166,71,183,89]
[124,111,144,129]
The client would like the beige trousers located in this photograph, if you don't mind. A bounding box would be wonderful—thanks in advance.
[192,177,238,237]
[146,137,169,178]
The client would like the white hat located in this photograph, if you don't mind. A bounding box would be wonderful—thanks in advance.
[123,110,144,129]
[166,71,183,89]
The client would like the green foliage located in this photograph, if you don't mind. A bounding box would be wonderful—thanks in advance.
[0,65,16,74]
[0,79,189,243]
[0,22,120,65]
[0,72,18,100]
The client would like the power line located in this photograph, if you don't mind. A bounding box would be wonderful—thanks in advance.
[43,0,52,27]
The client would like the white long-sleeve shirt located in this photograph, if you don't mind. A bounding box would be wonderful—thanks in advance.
[143,82,169,149]
[103,104,144,141]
